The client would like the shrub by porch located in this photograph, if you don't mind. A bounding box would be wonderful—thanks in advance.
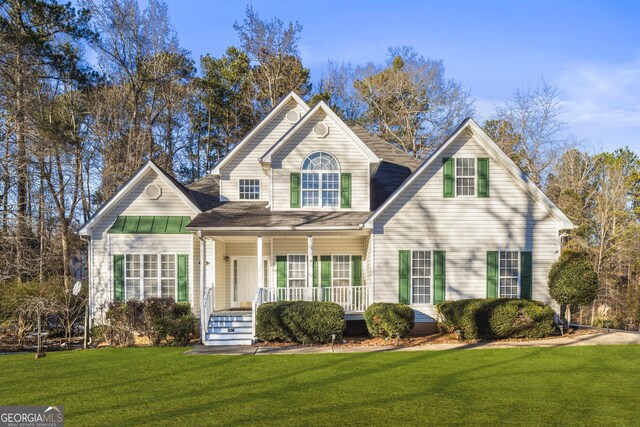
[436,298,555,340]
[256,301,345,344]
[364,303,415,338]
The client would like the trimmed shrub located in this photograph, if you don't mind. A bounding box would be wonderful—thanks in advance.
[364,303,415,338]
[256,301,345,344]
[104,300,145,346]
[548,251,598,307]
[157,314,198,346]
[144,298,176,345]
[437,298,555,340]
[256,303,294,342]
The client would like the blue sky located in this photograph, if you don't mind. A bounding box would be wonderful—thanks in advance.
[163,0,640,152]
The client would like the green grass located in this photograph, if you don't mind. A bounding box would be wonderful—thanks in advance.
[1,345,639,426]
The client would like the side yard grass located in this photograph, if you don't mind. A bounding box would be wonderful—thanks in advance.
[1,345,639,426]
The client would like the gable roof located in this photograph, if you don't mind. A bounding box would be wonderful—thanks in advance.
[365,118,574,230]
[78,161,202,236]
[259,101,379,164]
[210,91,309,175]
[185,174,222,211]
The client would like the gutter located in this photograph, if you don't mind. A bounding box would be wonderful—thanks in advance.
[185,225,365,232]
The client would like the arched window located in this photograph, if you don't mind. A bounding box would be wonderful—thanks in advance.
[301,152,340,207]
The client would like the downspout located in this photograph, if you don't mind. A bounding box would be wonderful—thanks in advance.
[79,234,93,347]
[198,231,206,342]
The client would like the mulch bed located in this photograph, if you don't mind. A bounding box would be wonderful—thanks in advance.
[257,328,598,348]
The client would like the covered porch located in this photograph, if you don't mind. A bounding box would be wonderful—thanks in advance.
[199,232,372,317]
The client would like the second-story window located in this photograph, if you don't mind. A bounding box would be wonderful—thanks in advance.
[239,179,260,200]
[301,152,340,208]
[456,158,475,196]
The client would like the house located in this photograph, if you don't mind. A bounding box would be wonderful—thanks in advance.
[78,92,573,345]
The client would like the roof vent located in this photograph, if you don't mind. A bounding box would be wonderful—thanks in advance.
[145,183,162,200]
[313,122,329,138]
[286,110,300,123]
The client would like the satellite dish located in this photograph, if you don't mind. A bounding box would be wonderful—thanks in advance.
[72,281,82,296]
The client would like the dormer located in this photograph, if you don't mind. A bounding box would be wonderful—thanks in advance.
[261,102,380,211]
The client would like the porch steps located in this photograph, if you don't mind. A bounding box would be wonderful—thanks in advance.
[204,313,254,346]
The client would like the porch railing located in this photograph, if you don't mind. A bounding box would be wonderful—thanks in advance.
[201,285,213,341]
[253,286,370,313]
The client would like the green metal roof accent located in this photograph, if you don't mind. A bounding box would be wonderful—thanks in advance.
[108,216,192,234]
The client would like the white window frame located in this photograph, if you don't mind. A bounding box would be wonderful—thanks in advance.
[122,253,180,301]
[301,152,341,209]
[287,254,307,288]
[410,250,432,305]
[238,178,261,200]
[455,157,476,197]
[124,254,141,300]
[331,254,351,287]
[498,250,520,299]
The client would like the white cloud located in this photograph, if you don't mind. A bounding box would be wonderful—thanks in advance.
[558,59,640,127]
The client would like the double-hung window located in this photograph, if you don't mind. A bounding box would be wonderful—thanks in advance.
[499,251,519,298]
[122,253,179,300]
[143,254,158,298]
[411,251,431,304]
[239,179,260,200]
[332,255,351,286]
[161,254,176,297]
[125,254,141,300]
[288,255,307,287]
[456,158,475,196]
[301,152,340,208]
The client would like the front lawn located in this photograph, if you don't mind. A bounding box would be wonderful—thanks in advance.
[1,345,639,425]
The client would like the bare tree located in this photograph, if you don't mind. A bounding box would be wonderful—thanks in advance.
[490,79,566,186]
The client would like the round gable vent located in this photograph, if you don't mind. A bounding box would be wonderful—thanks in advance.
[313,122,329,138]
[286,110,300,123]
[145,183,162,200]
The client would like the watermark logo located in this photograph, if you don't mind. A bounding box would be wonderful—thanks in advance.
[0,406,64,427]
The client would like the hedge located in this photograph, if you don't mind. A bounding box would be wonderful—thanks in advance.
[256,301,345,344]
[101,298,197,346]
[364,303,415,338]
[436,298,555,340]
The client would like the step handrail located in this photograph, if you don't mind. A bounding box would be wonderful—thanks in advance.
[201,284,213,342]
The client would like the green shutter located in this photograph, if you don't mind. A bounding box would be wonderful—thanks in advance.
[177,254,188,302]
[321,256,331,301]
[340,173,351,208]
[520,252,532,299]
[276,256,287,287]
[113,254,124,302]
[477,158,490,198]
[351,255,362,286]
[399,250,410,304]
[433,251,446,304]
[443,158,455,198]
[321,256,331,288]
[290,173,301,208]
[487,251,498,298]
[313,256,318,287]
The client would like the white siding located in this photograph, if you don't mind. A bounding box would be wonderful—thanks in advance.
[219,99,306,201]
[372,130,562,322]
[271,110,371,211]
[90,169,199,321]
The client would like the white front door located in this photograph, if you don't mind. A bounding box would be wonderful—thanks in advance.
[231,257,269,308]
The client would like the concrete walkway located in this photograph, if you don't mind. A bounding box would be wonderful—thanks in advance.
[184,330,640,355]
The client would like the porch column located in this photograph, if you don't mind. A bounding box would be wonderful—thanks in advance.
[307,235,313,301]
[257,235,263,289]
